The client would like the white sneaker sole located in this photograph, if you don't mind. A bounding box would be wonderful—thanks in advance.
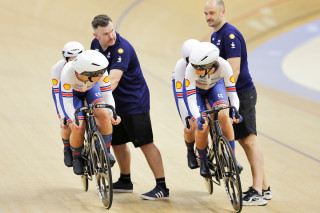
[140,195,169,200]
[243,199,267,206]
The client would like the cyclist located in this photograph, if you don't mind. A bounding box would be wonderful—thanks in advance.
[172,39,200,169]
[184,42,242,177]
[60,50,121,175]
[51,41,84,167]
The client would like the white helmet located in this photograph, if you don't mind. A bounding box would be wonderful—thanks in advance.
[189,42,220,76]
[62,41,84,61]
[181,39,200,61]
[72,50,109,77]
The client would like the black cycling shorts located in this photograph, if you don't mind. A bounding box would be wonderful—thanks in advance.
[112,112,154,148]
[233,88,257,140]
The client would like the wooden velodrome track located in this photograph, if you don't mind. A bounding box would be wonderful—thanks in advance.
[1,0,319,212]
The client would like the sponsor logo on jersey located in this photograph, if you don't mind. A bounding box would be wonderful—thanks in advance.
[185,79,190,87]
[118,48,124,54]
[176,81,182,89]
[63,83,71,90]
[103,76,109,83]
[107,52,111,58]
[229,34,235,39]
[117,56,122,63]
[230,76,235,83]
[52,79,58,86]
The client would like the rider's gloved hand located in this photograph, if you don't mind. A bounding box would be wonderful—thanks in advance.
[232,110,243,124]
[197,117,204,130]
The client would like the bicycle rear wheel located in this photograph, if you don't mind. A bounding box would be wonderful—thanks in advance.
[217,136,242,212]
[91,131,113,209]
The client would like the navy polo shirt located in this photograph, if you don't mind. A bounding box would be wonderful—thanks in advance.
[91,32,150,117]
[211,22,255,92]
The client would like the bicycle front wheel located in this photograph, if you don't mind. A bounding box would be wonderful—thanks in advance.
[217,136,242,212]
[91,131,113,209]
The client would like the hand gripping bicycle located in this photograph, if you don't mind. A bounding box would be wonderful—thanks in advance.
[199,105,242,212]
[74,103,117,209]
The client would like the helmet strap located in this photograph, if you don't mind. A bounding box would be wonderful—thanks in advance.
[88,76,93,82]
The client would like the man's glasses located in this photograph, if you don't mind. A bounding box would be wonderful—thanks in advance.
[81,67,107,77]
[191,61,217,71]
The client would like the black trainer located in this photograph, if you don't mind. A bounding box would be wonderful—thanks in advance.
[200,160,210,177]
[243,187,267,206]
[140,185,169,200]
[187,153,199,169]
[73,158,84,175]
[64,148,73,167]
[107,152,116,167]
[113,180,133,193]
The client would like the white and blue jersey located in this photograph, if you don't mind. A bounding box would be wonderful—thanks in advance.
[59,62,115,124]
[51,59,67,119]
[184,57,239,120]
[211,22,254,92]
[91,32,150,117]
[172,58,194,126]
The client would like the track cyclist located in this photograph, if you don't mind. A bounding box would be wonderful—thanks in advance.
[60,50,121,175]
[51,41,84,167]
[172,39,201,169]
[184,42,242,177]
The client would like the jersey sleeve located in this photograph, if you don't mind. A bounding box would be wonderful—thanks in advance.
[60,63,76,123]
[51,60,65,119]
[184,64,200,120]
[109,45,131,72]
[174,59,189,126]
[219,58,240,110]
[99,72,115,111]
[223,31,242,59]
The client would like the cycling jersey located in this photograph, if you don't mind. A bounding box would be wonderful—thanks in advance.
[60,62,115,123]
[184,57,239,120]
[51,59,67,119]
[172,58,192,126]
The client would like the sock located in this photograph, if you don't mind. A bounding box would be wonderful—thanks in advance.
[196,147,208,161]
[185,141,195,154]
[119,173,131,184]
[156,177,167,190]
[102,134,112,153]
[70,145,83,159]
[229,140,235,155]
[62,138,70,150]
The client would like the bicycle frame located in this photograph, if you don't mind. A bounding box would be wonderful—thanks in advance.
[200,105,243,212]
[74,103,117,209]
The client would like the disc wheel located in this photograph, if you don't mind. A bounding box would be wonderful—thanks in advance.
[91,131,113,209]
[217,136,242,212]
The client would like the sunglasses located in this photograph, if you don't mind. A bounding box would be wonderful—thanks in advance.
[81,67,107,77]
[191,61,217,71]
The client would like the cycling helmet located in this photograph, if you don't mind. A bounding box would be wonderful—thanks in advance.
[72,50,109,77]
[181,39,200,62]
[62,41,84,61]
[189,42,220,77]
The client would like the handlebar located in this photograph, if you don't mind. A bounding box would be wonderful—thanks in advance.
[74,104,117,126]
[200,105,240,124]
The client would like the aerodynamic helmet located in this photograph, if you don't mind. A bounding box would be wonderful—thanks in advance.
[181,39,200,62]
[62,41,84,61]
[189,42,219,76]
[72,50,109,77]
